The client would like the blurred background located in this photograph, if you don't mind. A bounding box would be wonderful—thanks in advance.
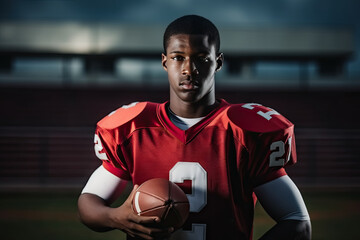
[0,0,359,239]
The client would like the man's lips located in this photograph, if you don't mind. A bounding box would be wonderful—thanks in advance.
[179,80,199,90]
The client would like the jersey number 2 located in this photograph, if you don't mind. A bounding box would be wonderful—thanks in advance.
[169,162,207,240]
[269,137,292,167]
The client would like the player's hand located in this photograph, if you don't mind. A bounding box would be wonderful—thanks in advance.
[108,185,174,240]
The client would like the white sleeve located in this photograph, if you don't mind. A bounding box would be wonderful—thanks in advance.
[254,175,310,221]
[81,165,129,203]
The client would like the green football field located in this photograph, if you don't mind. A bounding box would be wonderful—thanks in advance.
[0,188,359,240]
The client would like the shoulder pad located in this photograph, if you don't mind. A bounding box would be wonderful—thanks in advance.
[227,103,293,133]
[98,102,148,129]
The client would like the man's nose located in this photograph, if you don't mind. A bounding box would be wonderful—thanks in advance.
[182,59,199,75]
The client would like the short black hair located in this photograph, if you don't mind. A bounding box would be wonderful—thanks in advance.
[163,15,220,54]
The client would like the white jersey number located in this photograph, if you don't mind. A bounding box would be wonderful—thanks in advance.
[269,137,292,167]
[242,103,292,167]
[242,103,280,120]
[94,134,108,161]
[170,162,207,212]
[169,162,207,240]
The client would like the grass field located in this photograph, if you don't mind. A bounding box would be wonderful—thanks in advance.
[0,188,359,240]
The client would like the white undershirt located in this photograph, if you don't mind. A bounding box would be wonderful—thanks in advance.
[81,109,310,221]
[81,165,128,203]
[254,175,310,221]
[167,108,205,130]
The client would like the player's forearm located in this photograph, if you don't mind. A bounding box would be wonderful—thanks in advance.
[78,193,115,232]
[259,219,311,240]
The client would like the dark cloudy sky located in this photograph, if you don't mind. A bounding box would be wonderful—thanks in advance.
[1,0,358,26]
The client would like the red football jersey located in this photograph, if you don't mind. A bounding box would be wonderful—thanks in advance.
[94,99,296,240]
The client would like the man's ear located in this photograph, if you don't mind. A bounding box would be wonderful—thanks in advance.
[215,53,224,72]
[162,53,168,71]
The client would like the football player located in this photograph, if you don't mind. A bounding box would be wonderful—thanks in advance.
[78,15,311,240]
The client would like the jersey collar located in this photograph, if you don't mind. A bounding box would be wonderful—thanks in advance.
[157,99,229,144]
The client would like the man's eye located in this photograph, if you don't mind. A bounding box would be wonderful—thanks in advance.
[172,56,184,61]
[199,56,210,62]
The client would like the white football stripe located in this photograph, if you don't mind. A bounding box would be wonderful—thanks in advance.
[134,192,141,215]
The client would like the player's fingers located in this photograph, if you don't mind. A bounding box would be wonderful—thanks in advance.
[125,184,139,203]
[129,223,173,239]
[129,212,160,225]
[129,215,173,233]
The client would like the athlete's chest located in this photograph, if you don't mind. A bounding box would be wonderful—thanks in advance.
[124,124,236,156]
[120,126,243,184]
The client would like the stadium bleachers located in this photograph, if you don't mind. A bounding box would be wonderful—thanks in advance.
[0,87,359,189]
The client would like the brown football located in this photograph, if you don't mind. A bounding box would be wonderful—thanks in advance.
[132,178,190,229]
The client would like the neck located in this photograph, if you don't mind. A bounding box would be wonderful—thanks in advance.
[169,92,219,118]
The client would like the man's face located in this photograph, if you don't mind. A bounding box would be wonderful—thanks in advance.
[162,34,222,104]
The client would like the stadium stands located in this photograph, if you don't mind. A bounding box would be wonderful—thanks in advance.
[0,87,359,189]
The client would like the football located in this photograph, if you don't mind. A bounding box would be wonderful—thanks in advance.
[132,178,190,229]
